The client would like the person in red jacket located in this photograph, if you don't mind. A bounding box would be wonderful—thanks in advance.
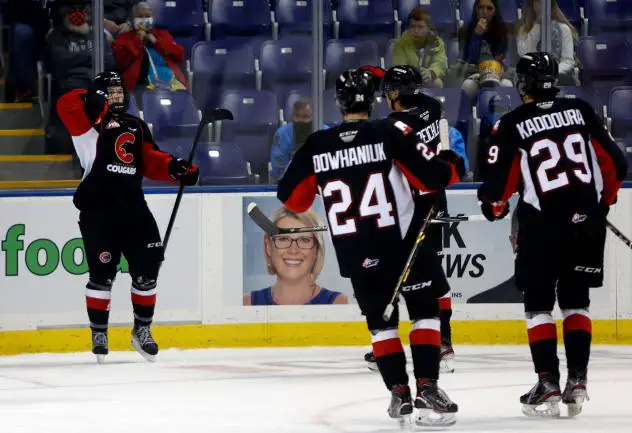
[112,2,188,92]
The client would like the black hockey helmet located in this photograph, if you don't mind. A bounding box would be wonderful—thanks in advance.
[382,65,422,95]
[92,71,128,114]
[516,52,559,98]
[335,69,377,114]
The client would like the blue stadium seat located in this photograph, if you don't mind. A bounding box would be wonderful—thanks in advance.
[558,86,602,111]
[147,0,205,59]
[556,0,582,33]
[476,87,521,125]
[324,39,380,87]
[397,0,457,36]
[584,0,632,36]
[275,0,333,38]
[219,90,280,178]
[578,36,632,99]
[190,41,256,109]
[127,94,140,117]
[195,143,256,185]
[609,86,632,139]
[141,90,200,139]
[209,0,273,43]
[335,0,396,56]
[260,37,313,103]
[459,0,519,30]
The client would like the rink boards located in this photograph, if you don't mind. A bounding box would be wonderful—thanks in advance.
[0,184,631,355]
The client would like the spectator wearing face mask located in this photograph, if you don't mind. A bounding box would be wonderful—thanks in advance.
[113,2,187,92]
[270,99,328,183]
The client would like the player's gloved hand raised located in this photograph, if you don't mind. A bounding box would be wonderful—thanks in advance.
[168,158,199,186]
[436,149,465,179]
[82,88,109,124]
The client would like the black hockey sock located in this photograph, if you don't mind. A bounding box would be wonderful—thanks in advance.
[371,328,408,389]
[85,280,111,331]
[409,318,441,380]
[439,296,453,347]
[562,309,592,375]
[131,278,157,328]
[526,312,559,379]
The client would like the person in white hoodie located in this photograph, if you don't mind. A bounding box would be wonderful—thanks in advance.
[516,0,578,86]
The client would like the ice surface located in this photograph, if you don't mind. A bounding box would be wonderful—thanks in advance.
[0,345,630,433]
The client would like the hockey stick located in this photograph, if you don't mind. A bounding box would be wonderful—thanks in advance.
[439,118,450,152]
[430,213,509,223]
[383,204,438,321]
[162,108,234,253]
[606,220,632,249]
[247,202,329,235]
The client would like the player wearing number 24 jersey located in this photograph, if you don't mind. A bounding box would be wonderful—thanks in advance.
[478,52,627,419]
[277,69,464,428]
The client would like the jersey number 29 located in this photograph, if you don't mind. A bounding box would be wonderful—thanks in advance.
[322,173,396,236]
[531,133,592,193]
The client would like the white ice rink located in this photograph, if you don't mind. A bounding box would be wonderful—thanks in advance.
[0,345,630,433]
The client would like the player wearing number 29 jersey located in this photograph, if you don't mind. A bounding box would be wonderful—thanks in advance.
[278,69,464,428]
[479,52,627,419]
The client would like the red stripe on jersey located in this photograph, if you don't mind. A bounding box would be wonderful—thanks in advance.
[501,154,521,202]
[592,138,623,205]
[282,173,318,213]
[142,140,177,183]
[563,314,592,334]
[57,89,99,136]
[86,297,110,311]
[448,163,461,186]
[372,337,404,358]
[131,293,156,307]
[439,297,452,311]
[527,323,557,343]
[410,328,441,347]
[394,160,429,191]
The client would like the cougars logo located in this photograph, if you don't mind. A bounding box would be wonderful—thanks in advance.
[114,132,135,164]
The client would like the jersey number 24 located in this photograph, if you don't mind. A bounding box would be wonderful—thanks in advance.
[322,173,396,236]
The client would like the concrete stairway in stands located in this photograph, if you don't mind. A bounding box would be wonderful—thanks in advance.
[0,92,80,189]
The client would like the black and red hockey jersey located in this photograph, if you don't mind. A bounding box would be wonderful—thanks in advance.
[479,97,627,220]
[57,89,176,211]
[277,117,460,277]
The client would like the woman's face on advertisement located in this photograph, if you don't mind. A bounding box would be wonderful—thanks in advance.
[266,217,318,281]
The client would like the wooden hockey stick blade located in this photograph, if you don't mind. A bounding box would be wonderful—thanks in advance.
[247,203,329,235]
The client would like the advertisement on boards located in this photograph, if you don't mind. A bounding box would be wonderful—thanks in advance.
[0,194,202,330]
[240,191,522,307]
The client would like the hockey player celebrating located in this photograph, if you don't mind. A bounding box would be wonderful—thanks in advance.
[478,52,627,417]
[57,71,199,363]
[362,65,456,374]
[277,69,463,427]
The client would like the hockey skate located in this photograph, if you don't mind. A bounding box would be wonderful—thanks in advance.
[131,325,159,362]
[520,373,562,417]
[388,385,413,428]
[414,379,458,427]
[91,330,108,364]
[440,345,455,374]
[364,351,378,372]
[562,372,589,417]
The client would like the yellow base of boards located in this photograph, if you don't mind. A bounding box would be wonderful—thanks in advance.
[1,320,631,356]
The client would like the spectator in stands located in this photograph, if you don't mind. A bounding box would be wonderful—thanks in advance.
[270,99,327,183]
[448,124,471,179]
[45,0,115,154]
[5,0,51,102]
[391,7,447,88]
[516,0,578,85]
[113,2,187,93]
[450,0,512,100]
[244,207,348,306]
[104,0,139,38]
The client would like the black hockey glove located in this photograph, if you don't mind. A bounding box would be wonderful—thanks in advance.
[480,200,509,222]
[83,88,109,124]
[436,149,465,179]
[168,158,199,186]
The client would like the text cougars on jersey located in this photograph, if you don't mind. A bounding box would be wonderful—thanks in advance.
[106,164,137,175]
[313,142,386,173]
[516,108,585,140]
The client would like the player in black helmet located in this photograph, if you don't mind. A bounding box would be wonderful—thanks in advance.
[277,69,462,427]
[478,52,627,418]
[361,65,458,375]
[57,71,200,364]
